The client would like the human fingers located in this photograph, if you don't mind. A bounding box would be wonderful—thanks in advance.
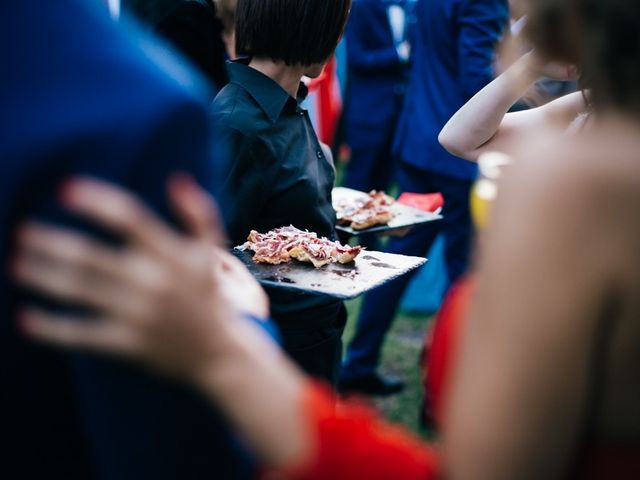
[14,224,183,325]
[60,178,180,256]
[16,223,124,281]
[13,251,124,312]
[19,308,139,357]
[213,248,269,318]
[540,61,579,81]
[216,248,255,279]
[168,173,228,246]
[566,65,579,81]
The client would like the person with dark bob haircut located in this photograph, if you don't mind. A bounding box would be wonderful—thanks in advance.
[211,0,352,386]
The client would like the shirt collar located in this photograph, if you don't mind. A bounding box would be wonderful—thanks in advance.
[226,58,306,123]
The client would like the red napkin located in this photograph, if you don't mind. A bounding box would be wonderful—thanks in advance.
[397,192,444,213]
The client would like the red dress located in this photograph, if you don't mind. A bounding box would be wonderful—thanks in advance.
[262,383,640,480]
[261,276,640,479]
[422,277,475,428]
[263,382,441,480]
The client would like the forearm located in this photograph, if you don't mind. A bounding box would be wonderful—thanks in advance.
[195,318,312,469]
[193,317,440,479]
[439,52,541,161]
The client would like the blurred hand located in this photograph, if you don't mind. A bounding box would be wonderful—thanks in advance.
[527,51,579,81]
[13,175,269,383]
[538,61,579,82]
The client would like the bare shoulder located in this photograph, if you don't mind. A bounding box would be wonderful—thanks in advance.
[501,123,640,218]
[473,121,640,336]
[489,120,640,277]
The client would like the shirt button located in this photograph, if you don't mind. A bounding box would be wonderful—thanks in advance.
[316,151,323,158]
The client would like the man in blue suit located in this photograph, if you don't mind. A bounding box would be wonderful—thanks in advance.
[1,0,252,478]
[343,0,412,196]
[340,0,509,395]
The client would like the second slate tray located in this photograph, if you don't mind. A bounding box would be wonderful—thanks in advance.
[333,187,442,237]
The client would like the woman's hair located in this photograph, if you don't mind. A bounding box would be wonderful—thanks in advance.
[235,0,351,66]
[527,0,640,114]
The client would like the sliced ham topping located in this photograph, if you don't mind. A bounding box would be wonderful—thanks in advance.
[335,190,395,230]
[236,226,362,268]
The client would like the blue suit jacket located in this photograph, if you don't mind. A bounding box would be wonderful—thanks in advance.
[345,0,409,131]
[393,0,509,181]
[1,1,251,478]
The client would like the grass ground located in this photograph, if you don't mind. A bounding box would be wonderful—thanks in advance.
[342,297,436,439]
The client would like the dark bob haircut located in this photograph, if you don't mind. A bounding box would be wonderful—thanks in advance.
[235,0,352,66]
[527,0,640,114]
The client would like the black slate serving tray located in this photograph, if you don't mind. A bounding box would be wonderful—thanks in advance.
[233,249,427,300]
[333,187,442,237]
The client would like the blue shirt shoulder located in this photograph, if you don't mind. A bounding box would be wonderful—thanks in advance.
[1,1,253,478]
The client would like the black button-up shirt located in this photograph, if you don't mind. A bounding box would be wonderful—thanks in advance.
[213,60,340,318]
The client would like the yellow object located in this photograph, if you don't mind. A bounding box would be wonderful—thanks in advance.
[470,152,512,230]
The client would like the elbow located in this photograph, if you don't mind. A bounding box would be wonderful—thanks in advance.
[438,127,469,160]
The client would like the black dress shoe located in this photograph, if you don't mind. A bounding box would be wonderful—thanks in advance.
[338,372,405,396]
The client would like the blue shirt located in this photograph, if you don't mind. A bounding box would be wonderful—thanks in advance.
[393,0,509,181]
[1,1,252,478]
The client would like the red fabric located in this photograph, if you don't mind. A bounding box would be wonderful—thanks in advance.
[307,57,342,146]
[270,382,441,480]
[423,277,475,428]
[580,447,640,479]
[397,192,445,214]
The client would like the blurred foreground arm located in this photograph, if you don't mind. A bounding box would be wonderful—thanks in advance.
[14,176,309,466]
[13,177,439,476]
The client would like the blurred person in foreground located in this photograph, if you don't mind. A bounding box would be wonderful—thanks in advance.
[339,0,509,396]
[1,0,258,478]
[10,0,640,479]
[213,0,352,385]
